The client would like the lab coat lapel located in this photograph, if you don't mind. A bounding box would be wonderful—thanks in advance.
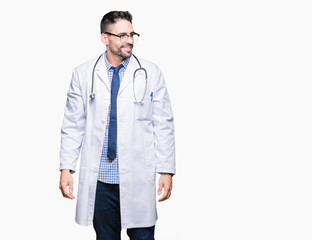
[119,55,136,96]
[95,54,110,92]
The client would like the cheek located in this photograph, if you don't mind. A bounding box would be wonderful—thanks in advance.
[110,41,122,51]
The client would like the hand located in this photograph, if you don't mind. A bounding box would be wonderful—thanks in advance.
[59,169,75,200]
[157,173,173,202]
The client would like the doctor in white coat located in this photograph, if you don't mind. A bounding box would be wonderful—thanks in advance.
[59,11,175,240]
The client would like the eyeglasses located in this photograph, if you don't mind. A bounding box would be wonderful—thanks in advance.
[105,32,140,43]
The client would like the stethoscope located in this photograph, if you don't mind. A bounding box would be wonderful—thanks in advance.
[90,53,147,104]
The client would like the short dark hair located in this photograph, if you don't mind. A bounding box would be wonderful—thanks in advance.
[100,11,132,33]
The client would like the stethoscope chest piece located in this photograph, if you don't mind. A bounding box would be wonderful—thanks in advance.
[90,92,95,101]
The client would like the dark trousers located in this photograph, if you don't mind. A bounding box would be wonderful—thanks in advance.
[93,181,155,240]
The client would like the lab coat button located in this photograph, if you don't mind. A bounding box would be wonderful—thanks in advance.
[101,120,105,125]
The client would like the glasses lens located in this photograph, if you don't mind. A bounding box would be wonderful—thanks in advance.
[120,35,128,42]
[132,34,139,42]
[120,33,139,42]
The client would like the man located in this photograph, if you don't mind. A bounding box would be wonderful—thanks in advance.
[59,11,176,240]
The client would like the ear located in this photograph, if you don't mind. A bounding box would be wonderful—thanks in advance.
[101,33,109,45]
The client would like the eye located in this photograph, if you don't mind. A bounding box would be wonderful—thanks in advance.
[118,34,128,38]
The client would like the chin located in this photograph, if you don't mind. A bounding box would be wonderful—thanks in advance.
[122,51,132,59]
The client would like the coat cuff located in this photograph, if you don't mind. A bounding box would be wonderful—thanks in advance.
[59,166,76,174]
[156,169,176,176]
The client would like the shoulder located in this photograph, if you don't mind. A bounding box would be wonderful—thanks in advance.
[132,55,162,75]
[72,54,103,75]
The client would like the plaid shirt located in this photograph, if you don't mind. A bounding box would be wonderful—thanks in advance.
[97,51,130,184]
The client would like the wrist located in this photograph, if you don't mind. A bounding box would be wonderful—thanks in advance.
[160,173,173,176]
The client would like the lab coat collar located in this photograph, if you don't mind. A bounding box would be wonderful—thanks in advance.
[94,53,136,94]
[94,53,110,91]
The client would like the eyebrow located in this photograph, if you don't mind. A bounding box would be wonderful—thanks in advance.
[117,31,135,35]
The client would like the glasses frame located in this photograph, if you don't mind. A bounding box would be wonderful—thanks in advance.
[104,32,140,42]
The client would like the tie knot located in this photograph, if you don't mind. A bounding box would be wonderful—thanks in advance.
[111,64,123,74]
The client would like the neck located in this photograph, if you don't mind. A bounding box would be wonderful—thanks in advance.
[106,50,125,67]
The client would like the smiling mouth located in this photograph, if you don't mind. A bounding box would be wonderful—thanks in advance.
[122,44,133,51]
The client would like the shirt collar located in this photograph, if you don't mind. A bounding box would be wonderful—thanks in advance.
[104,51,130,71]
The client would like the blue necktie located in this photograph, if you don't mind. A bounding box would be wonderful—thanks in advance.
[107,64,123,160]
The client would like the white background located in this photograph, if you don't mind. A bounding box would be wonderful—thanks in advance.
[0,0,311,239]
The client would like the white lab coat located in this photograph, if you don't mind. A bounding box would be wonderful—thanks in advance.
[59,54,176,228]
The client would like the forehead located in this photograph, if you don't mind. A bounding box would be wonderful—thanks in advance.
[109,19,134,33]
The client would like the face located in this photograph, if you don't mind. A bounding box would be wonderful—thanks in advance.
[101,19,134,59]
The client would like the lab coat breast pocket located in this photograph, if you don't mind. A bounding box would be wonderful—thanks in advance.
[135,97,153,121]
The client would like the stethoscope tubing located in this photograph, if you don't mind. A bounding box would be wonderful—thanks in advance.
[90,53,147,104]
[90,54,102,101]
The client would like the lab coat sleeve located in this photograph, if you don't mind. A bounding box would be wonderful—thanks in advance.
[152,68,176,175]
[59,70,86,174]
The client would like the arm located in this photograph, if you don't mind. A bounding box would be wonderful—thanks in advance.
[59,70,86,199]
[152,68,176,201]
